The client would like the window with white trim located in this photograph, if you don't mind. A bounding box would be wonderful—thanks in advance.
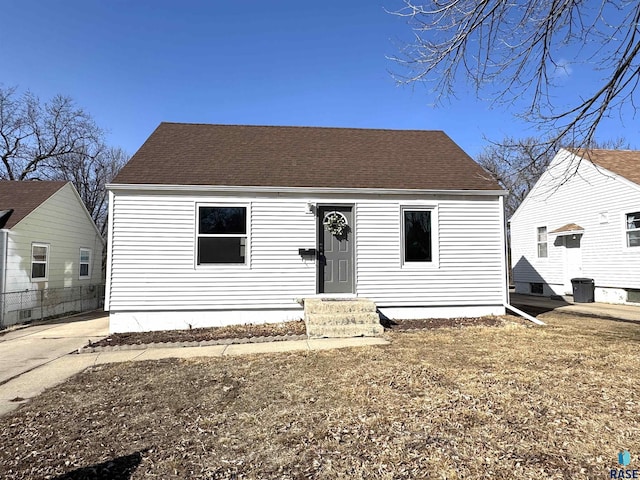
[79,248,91,279]
[197,206,247,264]
[537,226,548,258]
[31,243,49,280]
[626,212,640,247]
[402,208,433,263]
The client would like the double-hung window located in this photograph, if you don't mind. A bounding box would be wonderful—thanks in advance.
[197,206,248,264]
[79,248,91,279]
[537,226,548,258]
[31,243,49,280]
[626,212,640,248]
[402,208,433,264]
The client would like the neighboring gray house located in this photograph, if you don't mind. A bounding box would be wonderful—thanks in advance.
[105,123,508,333]
[511,148,640,304]
[0,181,105,326]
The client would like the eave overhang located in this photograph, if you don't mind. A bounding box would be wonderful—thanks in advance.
[106,183,507,196]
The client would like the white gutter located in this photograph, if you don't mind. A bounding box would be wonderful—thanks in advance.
[103,190,114,312]
[106,183,507,197]
[0,229,7,327]
[500,196,545,325]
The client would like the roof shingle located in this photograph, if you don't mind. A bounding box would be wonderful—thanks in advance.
[570,149,640,186]
[550,223,584,234]
[113,123,501,191]
[0,181,68,229]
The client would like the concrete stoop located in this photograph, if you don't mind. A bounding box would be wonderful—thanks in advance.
[303,298,384,338]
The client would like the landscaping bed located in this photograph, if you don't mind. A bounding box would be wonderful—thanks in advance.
[91,316,516,349]
[382,315,510,330]
[90,320,308,348]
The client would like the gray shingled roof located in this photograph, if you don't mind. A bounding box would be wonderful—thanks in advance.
[0,181,68,229]
[113,123,501,191]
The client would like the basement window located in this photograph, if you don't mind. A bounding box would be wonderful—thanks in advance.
[627,289,640,303]
[197,206,247,264]
[530,283,544,295]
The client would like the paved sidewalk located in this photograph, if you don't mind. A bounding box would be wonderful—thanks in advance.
[510,293,640,322]
[0,334,388,417]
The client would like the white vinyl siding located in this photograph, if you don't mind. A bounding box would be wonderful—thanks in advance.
[4,184,104,292]
[107,192,506,311]
[357,198,505,306]
[511,149,640,294]
[108,194,316,310]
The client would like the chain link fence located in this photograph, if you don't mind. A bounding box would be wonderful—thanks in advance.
[0,284,105,329]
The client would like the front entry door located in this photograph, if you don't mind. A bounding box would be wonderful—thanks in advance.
[563,235,583,294]
[318,205,354,294]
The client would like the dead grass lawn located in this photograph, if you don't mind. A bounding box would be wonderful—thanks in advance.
[0,313,639,479]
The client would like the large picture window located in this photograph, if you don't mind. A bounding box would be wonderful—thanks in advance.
[31,243,49,280]
[197,206,247,264]
[626,212,640,248]
[537,226,548,258]
[403,209,432,263]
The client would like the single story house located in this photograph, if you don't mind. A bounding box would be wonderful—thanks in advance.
[105,123,508,333]
[510,148,640,304]
[0,181,105,326]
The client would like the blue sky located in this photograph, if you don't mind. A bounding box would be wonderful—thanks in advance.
[0,1,636,158]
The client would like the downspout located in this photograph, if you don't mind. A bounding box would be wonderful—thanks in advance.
[505,303,545,326]
[0,229,7,328]
[103,190,114,312]
[499,196,545,326]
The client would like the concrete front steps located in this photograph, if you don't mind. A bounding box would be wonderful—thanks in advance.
[303,298,384,338]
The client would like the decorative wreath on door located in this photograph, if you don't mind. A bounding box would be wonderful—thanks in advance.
[323,211,348,236]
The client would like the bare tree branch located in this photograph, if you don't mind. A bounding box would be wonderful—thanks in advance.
[0,85,127,235]
[42,145,128,234]
[0,86,104,181]
[390,1,640,149]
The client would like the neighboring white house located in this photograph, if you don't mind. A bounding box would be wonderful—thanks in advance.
[0,181,105,326]
[105,123,509,333]
[511,148,640,304]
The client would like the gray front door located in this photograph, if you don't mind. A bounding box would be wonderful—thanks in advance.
[318,205,354,294]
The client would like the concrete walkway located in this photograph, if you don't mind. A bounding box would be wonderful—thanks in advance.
[0,318,388,417]
[510,293,640,322]
[0,311,109,386]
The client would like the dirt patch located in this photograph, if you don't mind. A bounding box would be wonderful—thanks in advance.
[383,315,513,331]
[92,316,522,348]
[92,320,307,347]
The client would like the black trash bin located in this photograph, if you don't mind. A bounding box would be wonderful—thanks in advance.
[571,278,594,303]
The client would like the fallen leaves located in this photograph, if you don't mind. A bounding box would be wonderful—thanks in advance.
[0,313,638,479]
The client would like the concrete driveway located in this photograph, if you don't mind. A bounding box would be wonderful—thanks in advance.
[0,311,108,386]
[510,293,640,322]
